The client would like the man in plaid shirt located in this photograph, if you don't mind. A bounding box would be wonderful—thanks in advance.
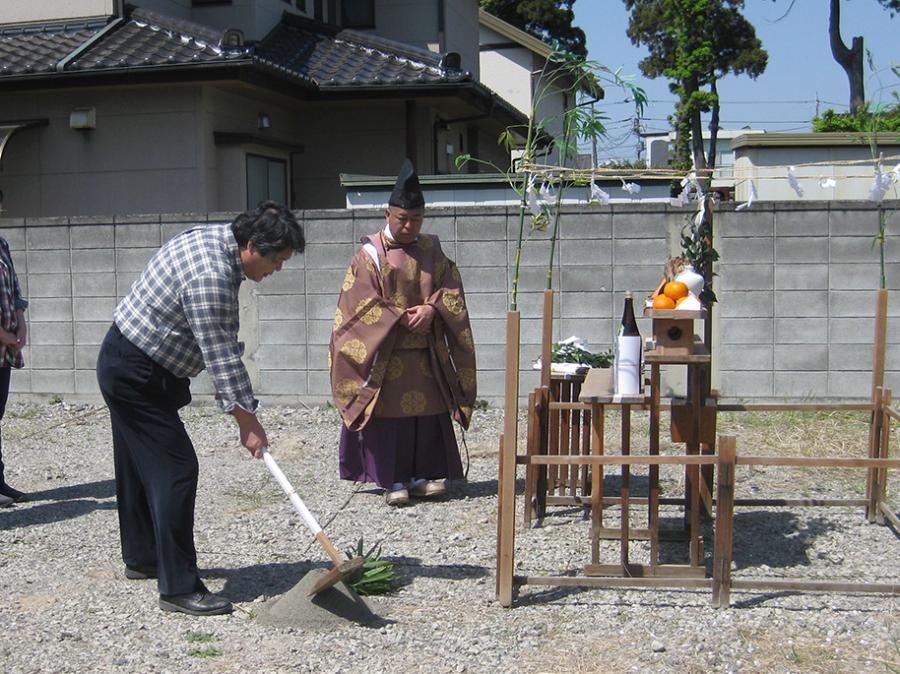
[96,201,304,616]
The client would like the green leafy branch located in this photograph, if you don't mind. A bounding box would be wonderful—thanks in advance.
[455,46,646,311]
[344,538,395,596]
[551,342,613,369]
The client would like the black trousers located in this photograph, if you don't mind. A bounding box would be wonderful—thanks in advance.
[0,366,10,485]
[96,324,198,595]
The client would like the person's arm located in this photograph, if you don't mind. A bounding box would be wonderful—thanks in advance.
[0,327,17,348]
[14,309,26,350]
[181,273,263,458]
[230,404,267,459]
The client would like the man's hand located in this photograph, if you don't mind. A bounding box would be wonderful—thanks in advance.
[0,329,18,349]
[405,304,435,335]
[230,405,268,459]
[14,311,27,351]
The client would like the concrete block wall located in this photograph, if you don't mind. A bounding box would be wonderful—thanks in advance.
[0,200,897,404]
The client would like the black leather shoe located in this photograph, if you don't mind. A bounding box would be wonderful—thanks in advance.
[124,564,158,580]
[0,494,12,508]
[159,590,233,616]
[0,484,26,502]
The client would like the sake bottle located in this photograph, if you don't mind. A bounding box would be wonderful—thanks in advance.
[614,291,642,396]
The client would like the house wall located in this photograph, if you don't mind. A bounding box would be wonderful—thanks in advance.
[200,85,300,210]
[134,0,309,40]
[0,1,115,24]
[0,85,209,217]
[374,0,441,54]
[478,26,533,115]
[291,100,409,209]
[131,0,191,19]
[442,0,479,77]
[0,84,510,215]
[735,145,900,202]
[2,200,897,406]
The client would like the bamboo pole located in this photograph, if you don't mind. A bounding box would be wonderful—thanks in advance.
[540,289,553,388]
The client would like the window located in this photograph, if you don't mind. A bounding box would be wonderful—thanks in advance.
[314,0,323,20]
[192,0,232,6]
[341,0,374,28]
[246,155,287,209]
[296,0,307,10]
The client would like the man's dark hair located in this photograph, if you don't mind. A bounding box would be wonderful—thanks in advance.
[231,201,305,256]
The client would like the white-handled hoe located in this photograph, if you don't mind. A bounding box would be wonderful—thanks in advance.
[261,447,364,596]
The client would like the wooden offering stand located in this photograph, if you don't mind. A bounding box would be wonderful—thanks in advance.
[497,288,900,608]
[644,307,707,356]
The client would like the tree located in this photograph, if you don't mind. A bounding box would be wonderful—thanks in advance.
[480,0,587,57]
[624,0,767,314]
[775,0,899,114]
[623,0,767,187]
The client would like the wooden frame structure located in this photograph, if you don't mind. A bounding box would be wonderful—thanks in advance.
[495,288,900,607]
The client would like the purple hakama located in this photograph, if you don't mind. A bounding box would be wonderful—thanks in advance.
[339,412,463,488]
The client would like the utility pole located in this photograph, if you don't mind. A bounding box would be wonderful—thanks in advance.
[632,116,643,164]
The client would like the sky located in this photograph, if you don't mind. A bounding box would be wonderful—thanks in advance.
[571,1,899,162]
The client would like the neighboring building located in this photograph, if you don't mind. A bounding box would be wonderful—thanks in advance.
[644,128,767,199]
[339,171,673,207]
[731,132,900,202]
[478,8,597,169]
[0,0,524,216]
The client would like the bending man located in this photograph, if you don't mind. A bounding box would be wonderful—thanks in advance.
[97,202,304,615]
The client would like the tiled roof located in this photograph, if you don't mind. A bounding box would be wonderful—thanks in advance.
[0,8,469,90]
[255,19,468,87]
[0,19,107,76]
[68,9,246,71]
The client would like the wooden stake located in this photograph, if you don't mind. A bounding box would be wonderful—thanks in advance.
[712,435,736,608]
[497,311,520,607]
[867,289,889,520]
[876,388,892,525]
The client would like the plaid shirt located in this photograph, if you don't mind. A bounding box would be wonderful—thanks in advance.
[114,223,257,413]
[0,237,27,368]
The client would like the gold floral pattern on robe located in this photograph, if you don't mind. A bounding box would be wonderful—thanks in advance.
[418,352,433,378]
[342,267,355,291]
[334,378,360,405]
[391,292,409,310]
[400,390,427,415]
[340,339,367,364]
[458,328,475,353]
[442,290,465,315]
[400,332,427,349]
[333,307,343,331]
[386,355,404,381]
[329,231,477,431]
[457,367,476,393]
[355,298,383,325]
[370,359,387,385]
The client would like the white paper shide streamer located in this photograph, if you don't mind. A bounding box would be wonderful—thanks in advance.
[589,179,610,205]
[735,180,757,211]
[788,166,804,197]
[620,178,641,195]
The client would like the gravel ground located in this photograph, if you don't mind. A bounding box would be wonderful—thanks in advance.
[0,400,898,673]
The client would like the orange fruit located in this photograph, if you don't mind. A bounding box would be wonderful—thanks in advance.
[652,295,676,309]
[663,280,689,301]
[675,295,689,307]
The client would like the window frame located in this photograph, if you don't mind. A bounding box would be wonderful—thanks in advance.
[245,153,289,210]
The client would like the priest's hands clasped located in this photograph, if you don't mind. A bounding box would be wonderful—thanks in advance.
[403,304,435,334]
